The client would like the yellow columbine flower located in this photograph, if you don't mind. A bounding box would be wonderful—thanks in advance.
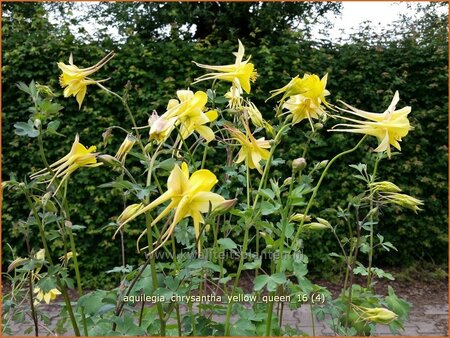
[369,180,423,212]
[331,91,412,158]
[150,90,217,144]
[278,74,330,129]
[115,163,225,253]
[59,251,77,262]
[115,134,136,163]
[193,40,258,94]
[368,181,402,193]
[383,193,423,213]
[290,213,311,223]
[30,134,101,193]
[166,90,218,142]
[34,287,61,305]
[269,73,330,104]
[225,85,244,110]
[58,51,114,108]
[225,123,271,174]
[355,306,398,324]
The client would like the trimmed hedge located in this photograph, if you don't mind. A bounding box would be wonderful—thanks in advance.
[2,4,447,287]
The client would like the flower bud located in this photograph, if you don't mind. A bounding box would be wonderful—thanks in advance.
[115,134,136,163]
[7,257,28,273]
[369,181,402,193]
[316,160,329,169]
[313,123,323,130]
[283,177,292,186]
[36,83,56,97]
[34,248,45,261]
[98,154,122,167]
[306,222,330,230]
[34,119,41,128]
[292,157,307,171]
[290,213,311,223]
[213,198,238,215]
[316,217,331,228]
[117,203,145,225]
[360,307,398,324]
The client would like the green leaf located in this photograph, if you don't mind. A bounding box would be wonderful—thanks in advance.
[386,286,411,321]
[218,238,237,250]
[243,259,261,270]
[258,188,275,201]
[14,120,39,138]
[260,201,281,215]
[253,275,269,291]
[230,318,256,336]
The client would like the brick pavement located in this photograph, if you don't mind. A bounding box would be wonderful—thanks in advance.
[4,301,448,336]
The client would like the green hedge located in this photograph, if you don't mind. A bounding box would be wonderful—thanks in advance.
[2,4,447,287]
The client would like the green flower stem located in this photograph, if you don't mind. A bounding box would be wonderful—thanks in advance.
[144,141,166,335]
[201,143,208,169]
[28,272,39,336]
[24,192,80,336]
[145,213,166,336]
[61,182,88,336]
[345,207,362,329]
[310,302,316,336]
[37,125,52,173]
[97,83,147,155]
[366,154,382,288]
[224,122,289,336]
[290,135,368,250]
[266,167,297,335]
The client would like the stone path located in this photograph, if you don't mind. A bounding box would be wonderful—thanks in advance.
[4,302,448,336]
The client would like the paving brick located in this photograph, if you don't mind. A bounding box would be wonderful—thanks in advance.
[417,322,439,334]
[424,305,449,315]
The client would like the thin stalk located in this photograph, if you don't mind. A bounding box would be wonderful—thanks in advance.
[62,182,88,336]
[291,135,367,250]
[224,123,289,336]
[310,302,316,336]
[201,143,208,169]
[28,273,39,337]
[345,207,361,328]
[24,192,80,336]
[366,155,381,288]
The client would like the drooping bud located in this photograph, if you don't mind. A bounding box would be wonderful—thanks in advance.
[306,222,331,231]
[313,122,324,131]
[290,213,311,223]
[283,177,292,186]
[115,134,136,163]
[292,158,307,171]
[98,154,122,167]
[213,198,238,215]
[316,217,331,228]
[117,203,145,225]
[359,307,398,324]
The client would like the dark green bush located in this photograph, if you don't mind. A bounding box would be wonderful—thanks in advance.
[2,3,447,287]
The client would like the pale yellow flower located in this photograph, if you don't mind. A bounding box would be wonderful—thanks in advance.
[115,134,136,163]
[331,91,412,158]
[115,163,225,253]
[354,306,398,325]
[58,51,114,108]
[193,40,258,94]
[225,123,271,174]
[225,85,244,110]
[59,251,77,262]
[34,287,61,305]
[150,90,217,144]
[383,193,423,213]
[30,134,101,193]
[269,73,330,105]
